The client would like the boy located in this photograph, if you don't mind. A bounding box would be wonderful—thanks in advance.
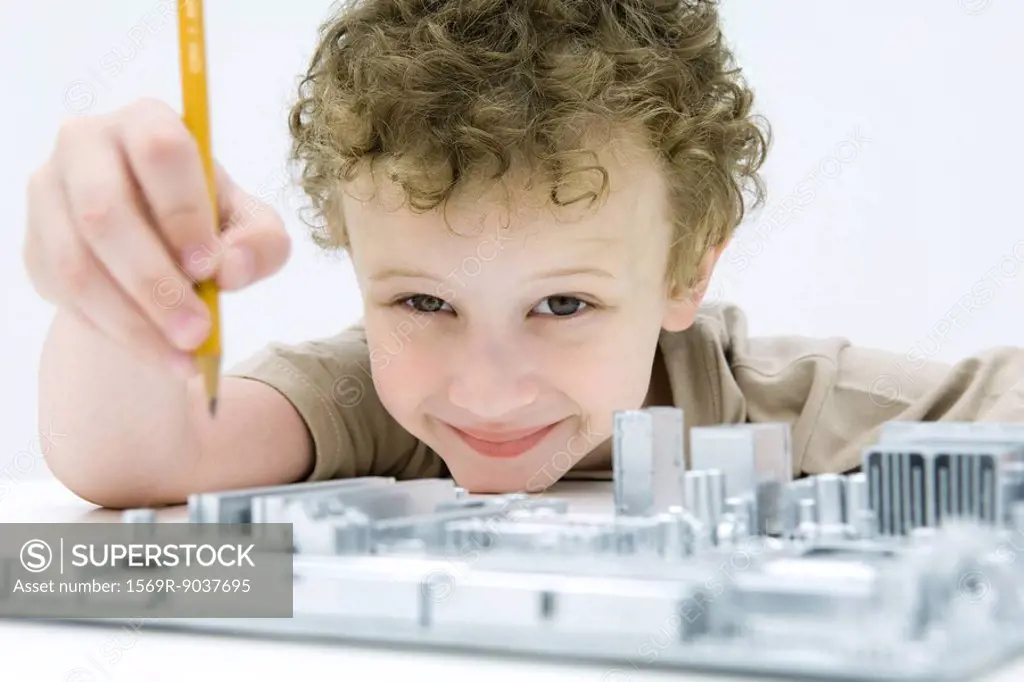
[25,0,1024,509]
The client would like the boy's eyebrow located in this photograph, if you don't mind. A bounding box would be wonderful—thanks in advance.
[368,268,444,282]
[533,266,616,280]
[368,266,616,282]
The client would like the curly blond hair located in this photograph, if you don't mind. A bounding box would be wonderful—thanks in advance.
[288,0,770,294]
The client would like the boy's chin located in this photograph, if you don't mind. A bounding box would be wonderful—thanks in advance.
[441,455,569,495]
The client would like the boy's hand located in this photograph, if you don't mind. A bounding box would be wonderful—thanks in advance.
[23,98,291,377]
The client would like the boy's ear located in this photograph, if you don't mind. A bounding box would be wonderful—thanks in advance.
[661,238,730,332]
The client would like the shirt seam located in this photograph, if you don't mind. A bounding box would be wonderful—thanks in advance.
[698,333,722,422]
[729,351,840,474]
[729,351,838,378]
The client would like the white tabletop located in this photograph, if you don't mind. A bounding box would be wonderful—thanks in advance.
[1,478,1023,682]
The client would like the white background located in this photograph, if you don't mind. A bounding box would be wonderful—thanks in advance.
[1,0,1021,481]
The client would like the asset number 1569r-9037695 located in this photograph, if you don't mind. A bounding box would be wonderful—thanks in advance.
[126,578,251,593]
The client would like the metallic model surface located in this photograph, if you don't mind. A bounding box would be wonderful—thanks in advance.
[62,415,1024,680]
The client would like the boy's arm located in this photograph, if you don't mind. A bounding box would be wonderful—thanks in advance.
[700,305,1024,475]
[42,315,443,509]
[39,310,315,509]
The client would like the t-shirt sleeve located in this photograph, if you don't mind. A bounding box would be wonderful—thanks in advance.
[697,303,1024,476]
[223,324,448,483]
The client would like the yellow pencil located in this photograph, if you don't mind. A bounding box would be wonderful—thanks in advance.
[177,0,220,415]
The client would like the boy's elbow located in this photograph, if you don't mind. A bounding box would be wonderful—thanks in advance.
[47,452,188,511]
[55,475,172,511]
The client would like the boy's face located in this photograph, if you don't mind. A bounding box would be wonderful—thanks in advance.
[343,146,721,493]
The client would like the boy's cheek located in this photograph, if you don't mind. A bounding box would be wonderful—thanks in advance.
[363,310,435,368]
[371,355,434,430]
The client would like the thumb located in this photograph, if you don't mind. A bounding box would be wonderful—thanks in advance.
[216,221,292,290]
[211,164,292,290]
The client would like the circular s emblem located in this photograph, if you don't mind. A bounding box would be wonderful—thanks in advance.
[20,539,52,573]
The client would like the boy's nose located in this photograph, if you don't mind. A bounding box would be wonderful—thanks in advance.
[446,335,540,419]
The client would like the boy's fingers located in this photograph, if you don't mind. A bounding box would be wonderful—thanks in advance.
[31,164,200,371]
[53,117,211,350]
[205,161,292,290]
[114,99,221,279]
[213,160,278,232]
[215,217,292,291]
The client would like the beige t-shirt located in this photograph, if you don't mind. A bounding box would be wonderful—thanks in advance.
[226,303,1024,483]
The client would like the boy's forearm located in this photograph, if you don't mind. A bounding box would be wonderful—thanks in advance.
[38,310,202,508]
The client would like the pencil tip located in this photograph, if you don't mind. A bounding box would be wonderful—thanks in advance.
[208,398,217,416]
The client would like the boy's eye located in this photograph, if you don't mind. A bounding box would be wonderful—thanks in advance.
[403,294,452,313]
[399,294,590,317]
[533,295,588,317]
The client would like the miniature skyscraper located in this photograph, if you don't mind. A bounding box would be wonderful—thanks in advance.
[612,407,687,516]
[649,407,687,512]
[613,410,654,516]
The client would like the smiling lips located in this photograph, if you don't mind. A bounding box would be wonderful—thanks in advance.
[451,422,561,458]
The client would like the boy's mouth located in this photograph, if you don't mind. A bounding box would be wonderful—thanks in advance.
[447,421,563,459]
